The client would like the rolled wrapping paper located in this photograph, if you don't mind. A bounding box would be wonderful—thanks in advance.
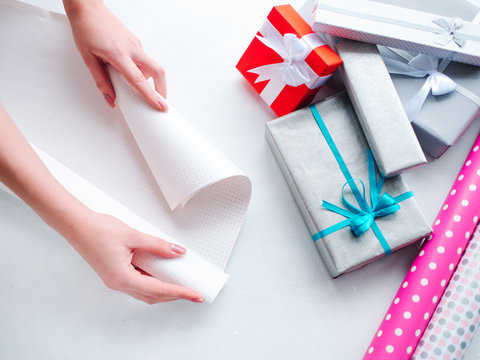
[7,146,229,304]
[364,133,480,359]
[413,225,480,360]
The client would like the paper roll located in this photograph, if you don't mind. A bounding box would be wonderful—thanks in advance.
[413,225,480,360]
[364,133,480,359]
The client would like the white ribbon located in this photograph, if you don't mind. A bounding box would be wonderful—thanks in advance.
[247,19,331,106]
[433,17,467,47]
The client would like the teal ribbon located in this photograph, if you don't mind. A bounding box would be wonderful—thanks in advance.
[309,104,413,255]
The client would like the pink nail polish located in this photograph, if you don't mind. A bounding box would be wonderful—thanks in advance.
[157,98,168,111]
[192,297,204,303]
[170,244,186,254]
[104,94,115,108]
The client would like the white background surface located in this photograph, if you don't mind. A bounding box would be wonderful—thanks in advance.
[1,0,480,359]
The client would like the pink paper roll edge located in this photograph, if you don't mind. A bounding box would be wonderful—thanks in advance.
[412,225,480,360]
[364,135,480,360]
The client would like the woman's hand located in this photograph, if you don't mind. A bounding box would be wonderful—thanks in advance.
[63,0,168,110]
[66,211,204,304]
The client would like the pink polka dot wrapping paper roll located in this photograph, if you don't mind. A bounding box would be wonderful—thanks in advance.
[363,135,480,360]
[413,225,480,360]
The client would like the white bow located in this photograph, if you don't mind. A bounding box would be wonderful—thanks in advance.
[433,17,467,47]
[247,19,329,106]
[384,54,457,121]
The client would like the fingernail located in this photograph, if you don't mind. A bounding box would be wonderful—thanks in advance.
[104,94,115,108]
[170,244,186,255]
[157,97,168,111]
[192,297,204,303]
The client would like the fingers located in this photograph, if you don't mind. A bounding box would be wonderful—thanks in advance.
[132,233,186,258]
[82,52,116,108]
[111,55,168,111]
[135,53,167,99]
[127,270,204,304]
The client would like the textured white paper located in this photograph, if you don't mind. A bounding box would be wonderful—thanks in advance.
[0,0,251,303]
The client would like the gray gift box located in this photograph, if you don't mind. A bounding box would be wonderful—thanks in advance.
[266,92,431,277]
[380,46,480,158]
[324,36,427,177]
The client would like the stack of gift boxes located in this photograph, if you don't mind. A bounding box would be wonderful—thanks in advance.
[237,1,480,359]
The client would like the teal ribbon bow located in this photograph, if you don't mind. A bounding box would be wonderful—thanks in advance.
[309,104,413,255]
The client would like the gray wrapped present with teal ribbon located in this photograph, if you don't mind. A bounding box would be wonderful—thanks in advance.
[265,92,432,277]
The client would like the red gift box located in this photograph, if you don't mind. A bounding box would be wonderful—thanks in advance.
[236,5,342,117]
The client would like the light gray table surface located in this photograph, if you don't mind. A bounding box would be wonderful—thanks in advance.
[1,0,480,359]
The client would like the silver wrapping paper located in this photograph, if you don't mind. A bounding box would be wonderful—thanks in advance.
[265,92,431,277]
[379,46,480,159]
[324,37,427,176]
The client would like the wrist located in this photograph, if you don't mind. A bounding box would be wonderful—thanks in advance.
[63,0,105,19]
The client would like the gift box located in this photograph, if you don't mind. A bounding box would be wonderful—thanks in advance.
[266,92,431,277]
[380,46,480,159]
[323,36,427,176]
[236,4,342,117]
[312,0,480,67]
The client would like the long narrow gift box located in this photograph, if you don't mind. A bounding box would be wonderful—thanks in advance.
[236,4,342,117]
[266,92,431,277]
[380,46,480,159]
[312,0,480,67]
[323,37,427,176]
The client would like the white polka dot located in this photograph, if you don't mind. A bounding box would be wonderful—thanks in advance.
[474,216,479,223]
[457,247,463,255]
[411,266,416,272]
[466,232,471,239]
[377,330,383,337]
[412,295,420,302]
[450,189,456,196]
[474,146,479,152]
[426,235,432,241]
[404,311,411,319]
[441,279,447,287]
[406,346,413,354]
[477,169,480,176]
[415,329,421,337]
[435,219,441,226]
[462,199,469,206]
[453,215,461,222]
[386,313,391,320]
[437,246,445,253]
[429,262,437,270]
[421,278,428,286]
[424,312,429,320]
[445,230,453,238]
[394,297,400,304]
[394,328,403,336]
[368,346,374,354]
[432,296,438,303]
[386,345,394,353]
[470,184,477,191]
[459,174,464,181]
[466,160,472,166]
[419,250,425,256]
[402,281,408,288]
[443,204,449,210]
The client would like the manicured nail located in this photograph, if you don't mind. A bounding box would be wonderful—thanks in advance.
[157,97,168,111]
[104,94,115,108]
[170,244,186,255]
[192,297,204,303]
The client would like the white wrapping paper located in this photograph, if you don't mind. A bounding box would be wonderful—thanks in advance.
[0,0,252,303]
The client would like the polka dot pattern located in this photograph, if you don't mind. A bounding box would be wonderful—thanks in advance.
[413,227,480,359]
[364,140,480,359]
